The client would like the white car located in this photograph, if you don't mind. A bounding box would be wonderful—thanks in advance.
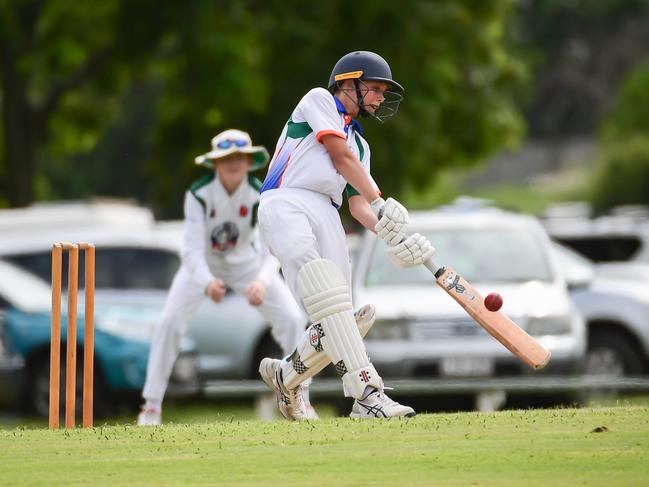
[555,243,649,376]
[352,205,586,379]
[0,202,286,386]
[543,204,649,264]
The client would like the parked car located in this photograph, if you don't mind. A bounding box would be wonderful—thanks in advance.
[543,203,649,264]
[0,202,286,388]
[352,205,586,380]
[0,259,198,417]
[0,199,156,235]
[554,242,649,376]
[0,268,27,408]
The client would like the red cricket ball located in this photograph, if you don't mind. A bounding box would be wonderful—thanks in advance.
[484,292,503,312]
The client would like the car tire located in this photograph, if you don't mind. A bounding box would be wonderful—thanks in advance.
[28,353,111,421]
[584,329,646,376]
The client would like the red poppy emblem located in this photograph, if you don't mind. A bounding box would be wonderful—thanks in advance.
[239,205,249,217]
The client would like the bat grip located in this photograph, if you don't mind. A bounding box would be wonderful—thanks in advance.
[423,258,441,275]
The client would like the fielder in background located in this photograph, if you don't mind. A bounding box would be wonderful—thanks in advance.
[258,51,435,420]
[138,129,311,426]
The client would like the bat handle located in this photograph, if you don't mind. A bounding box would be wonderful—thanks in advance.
[423,258,441,275]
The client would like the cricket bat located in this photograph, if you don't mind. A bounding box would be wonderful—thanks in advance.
[423,259,551,370]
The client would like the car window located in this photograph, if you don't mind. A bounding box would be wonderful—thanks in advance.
[552,241,594,267]
[554,236,641,262]
[5,247,180,290]
[0,260,51,312]
[365,228,553,287]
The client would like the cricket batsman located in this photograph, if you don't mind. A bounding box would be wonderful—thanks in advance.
[257,51,436,420]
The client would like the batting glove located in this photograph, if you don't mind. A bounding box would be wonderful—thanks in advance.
[386,233,436,268]
[371,197,409,246]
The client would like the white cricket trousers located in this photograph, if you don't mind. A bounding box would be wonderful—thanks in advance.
[258,188,351,309]
[142,259,305,402]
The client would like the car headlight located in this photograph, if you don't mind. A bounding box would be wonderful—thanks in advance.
[367,319,408,340]
[526,315,573,336]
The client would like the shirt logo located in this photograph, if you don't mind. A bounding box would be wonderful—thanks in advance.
[239,205,249,217]
[210,221,239,252]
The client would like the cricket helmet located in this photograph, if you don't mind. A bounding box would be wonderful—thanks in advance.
[328,51,404,93]
[327,51,403,122]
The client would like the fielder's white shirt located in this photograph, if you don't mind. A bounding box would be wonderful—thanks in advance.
[260,87,376,208]
[182,173,278,289]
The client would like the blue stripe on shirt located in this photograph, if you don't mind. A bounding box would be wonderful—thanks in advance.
[260,148,290,193]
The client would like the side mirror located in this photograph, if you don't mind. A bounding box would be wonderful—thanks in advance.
[552,241,596,290]
[564,263,594,290]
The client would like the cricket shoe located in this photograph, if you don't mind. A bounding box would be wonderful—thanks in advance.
[259,357,308,421]
[304,402,320,420]
[350,389,416,419]
[301,379,320,420]
[137,407,162,426]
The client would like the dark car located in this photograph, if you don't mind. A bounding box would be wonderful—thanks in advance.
[0,259,199,417]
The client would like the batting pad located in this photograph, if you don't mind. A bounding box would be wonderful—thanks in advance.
[282,305,377,390]
[297,259,383,398]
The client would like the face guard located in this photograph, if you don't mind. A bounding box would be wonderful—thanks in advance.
[333,72,403,123]
[355,78,403,123]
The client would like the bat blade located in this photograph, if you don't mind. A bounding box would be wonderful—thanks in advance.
[432,265,551,370]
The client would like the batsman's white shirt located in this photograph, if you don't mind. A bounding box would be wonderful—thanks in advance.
[142,174,305,403]
[259,88,375,304]
[260,87,376,208]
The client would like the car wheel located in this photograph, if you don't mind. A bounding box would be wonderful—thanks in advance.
[584,330,646,376]
[29,353,111,421]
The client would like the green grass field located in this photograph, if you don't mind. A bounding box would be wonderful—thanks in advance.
[2,405,648,486]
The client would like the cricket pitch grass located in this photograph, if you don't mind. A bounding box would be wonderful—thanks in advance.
[2,405,648,486]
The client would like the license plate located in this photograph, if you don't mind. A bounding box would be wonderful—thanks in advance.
[440,357,494,377]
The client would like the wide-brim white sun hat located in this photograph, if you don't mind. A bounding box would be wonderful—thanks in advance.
[194,128,270,171]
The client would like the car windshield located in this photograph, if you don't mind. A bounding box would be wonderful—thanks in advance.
[0,260,51,312]
[5,247,180,290]
[365,228,553,286]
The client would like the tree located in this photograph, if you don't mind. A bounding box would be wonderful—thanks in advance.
[0,0,527,216]
[515,0,649,137]
[147,0,528,215]
[590,60,649,211]
[0,0,176,207]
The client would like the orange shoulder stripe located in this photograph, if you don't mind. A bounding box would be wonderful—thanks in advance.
[316,130,345,143]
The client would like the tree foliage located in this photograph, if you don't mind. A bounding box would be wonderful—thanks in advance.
[590,136,649,212]
[514,0,649,137]
[0,0,527,217]
[590,60,649,212]
[600,60,649,141]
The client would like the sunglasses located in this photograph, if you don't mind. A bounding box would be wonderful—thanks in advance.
[216,139,249,149]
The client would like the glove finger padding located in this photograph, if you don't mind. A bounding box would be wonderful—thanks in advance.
[377,225,406,247]
[386,233,436,268]
[374,197,409,246]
